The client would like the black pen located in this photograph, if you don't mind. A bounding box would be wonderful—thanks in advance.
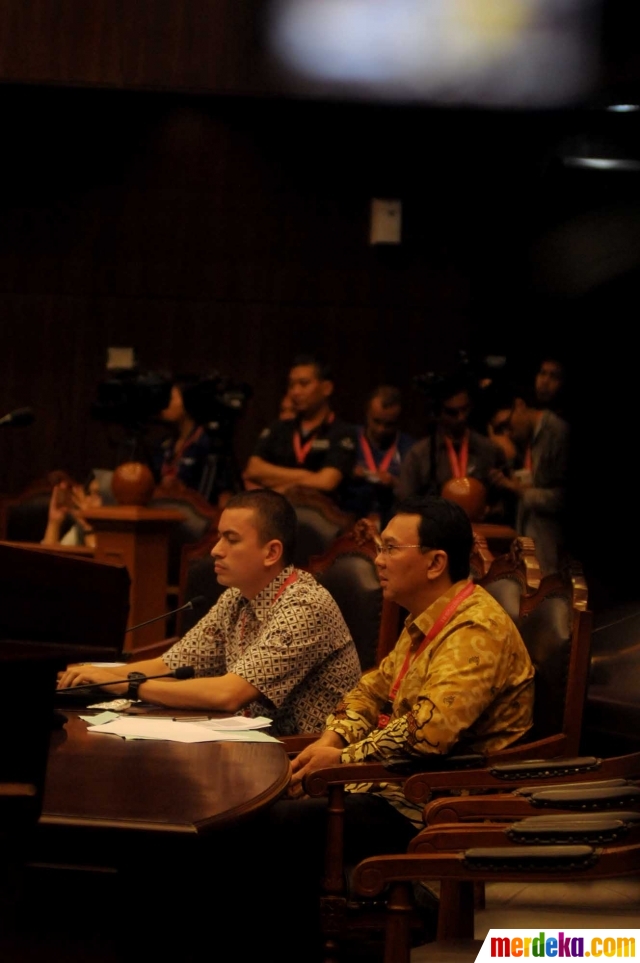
[128,715,210,722]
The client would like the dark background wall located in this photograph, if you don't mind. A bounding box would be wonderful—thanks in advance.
[1,85,560,493]
[1,0,640,602]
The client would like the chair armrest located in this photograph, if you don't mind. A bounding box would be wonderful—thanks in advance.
[403,751,604,806]
[279,734,318,757]
[529,784,640,810]
[304,762,405,796]
[305,752,488,797]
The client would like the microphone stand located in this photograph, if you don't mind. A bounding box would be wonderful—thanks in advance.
[57,666,195,694]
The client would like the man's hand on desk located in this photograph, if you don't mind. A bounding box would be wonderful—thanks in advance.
[57,665,128,694]
[289,730,345,793]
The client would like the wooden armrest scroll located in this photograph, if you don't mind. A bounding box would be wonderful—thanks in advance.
[304,762,405,796]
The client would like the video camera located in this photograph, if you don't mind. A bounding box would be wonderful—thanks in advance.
[91,370,252,438]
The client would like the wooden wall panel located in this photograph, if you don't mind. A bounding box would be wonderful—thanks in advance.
[0,0,265,93]
[2,87,558,497]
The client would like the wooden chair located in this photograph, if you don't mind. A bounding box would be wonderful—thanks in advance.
[296,555,591,962]
[477,535,540,620]
[307,519,402,671]
[421,772,640,827]
[352,835,640,963]
[0,471,76,543]
[284,486,356,569]
[149,479,220,595]
[586,601,640,755]
[351,774,640,962]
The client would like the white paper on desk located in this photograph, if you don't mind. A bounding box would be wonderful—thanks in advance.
[191,715,272,731]
[86,717,280,744]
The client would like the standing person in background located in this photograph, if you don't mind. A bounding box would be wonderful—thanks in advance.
[342,385,414,526]
[489,388,569,575]
[534,357,567,418]
[243,355,357,501]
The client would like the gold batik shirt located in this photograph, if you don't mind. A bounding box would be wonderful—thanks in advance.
[325,580,534,827]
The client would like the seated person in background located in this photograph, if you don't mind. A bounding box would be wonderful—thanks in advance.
[57,489,361,736]
[155,376,219,499]
[42,474,102,548]
[488,387,569,575]
[243,354,357,499]
[396,372,505,503]
[342,385,414,525]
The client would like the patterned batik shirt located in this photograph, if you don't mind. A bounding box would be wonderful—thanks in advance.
[162,566,361,736]
[325,581,535,827]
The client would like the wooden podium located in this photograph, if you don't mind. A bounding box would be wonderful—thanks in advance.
[83,506,183,651]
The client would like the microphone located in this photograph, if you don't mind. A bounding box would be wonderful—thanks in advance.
[56,664,195,694]
[125,596,207,633]
[0,407,35,428]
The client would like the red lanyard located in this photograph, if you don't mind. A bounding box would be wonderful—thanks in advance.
[444,432,469,479]
[378,581,476,727]
[359,432,398,474]
[293,413,334,465]
[239,572,298,644]
[524,446,533,472]
[162,425,203,478]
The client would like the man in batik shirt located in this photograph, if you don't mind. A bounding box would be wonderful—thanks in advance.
[57,489,360,735]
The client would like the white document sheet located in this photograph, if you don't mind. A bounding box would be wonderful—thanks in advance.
[192,716,273,731]
[86,717,280,744]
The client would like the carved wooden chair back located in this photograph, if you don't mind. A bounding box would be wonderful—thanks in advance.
[284,486,355,569]
[149,480,219,592]
[477,535,540,623]
[306,519,401,672]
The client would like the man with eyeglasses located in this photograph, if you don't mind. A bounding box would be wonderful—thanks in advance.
[396,372,505,503]
[290,495,534,828]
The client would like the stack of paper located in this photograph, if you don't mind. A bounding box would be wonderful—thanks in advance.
[86,716,280,744]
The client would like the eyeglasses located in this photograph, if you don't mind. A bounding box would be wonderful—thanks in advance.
[375,539,423,556]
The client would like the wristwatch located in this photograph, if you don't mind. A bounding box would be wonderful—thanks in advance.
[126,671,147,702]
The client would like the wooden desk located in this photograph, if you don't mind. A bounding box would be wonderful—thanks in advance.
[40,712,290,842]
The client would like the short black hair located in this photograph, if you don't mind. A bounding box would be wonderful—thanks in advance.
[368,385,402,409]
[394,496,472,583]
[290,354,333,382]
[225,489,297,567]
[434,371,474,410]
